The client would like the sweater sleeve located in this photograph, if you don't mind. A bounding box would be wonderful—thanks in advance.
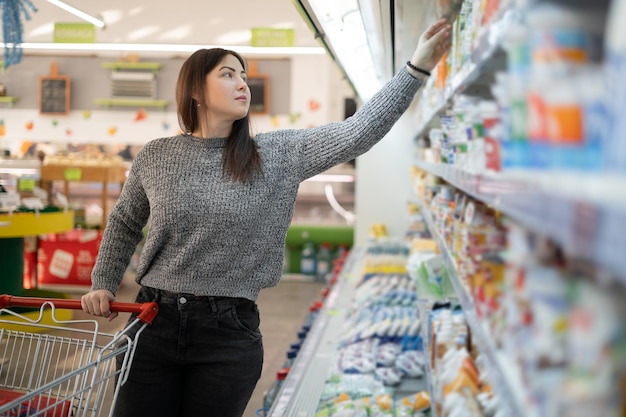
[285,67,423,181]
[90,152,151,295]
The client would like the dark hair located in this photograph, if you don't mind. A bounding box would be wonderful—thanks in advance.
[176,48,261,183]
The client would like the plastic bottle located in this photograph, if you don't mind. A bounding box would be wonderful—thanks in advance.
[283,349,298,368]
[304,301,323,327]
[299,241,317,276]
[605,0,626,171]
[263,368,289,411]
[315,243,333,283]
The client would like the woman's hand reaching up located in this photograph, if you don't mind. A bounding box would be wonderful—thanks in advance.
[410,18,453,73]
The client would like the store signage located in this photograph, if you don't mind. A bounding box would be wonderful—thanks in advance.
[64,168,82,181]
[17,178,35,192]
[250,28,295,47]
[54,23,96,43]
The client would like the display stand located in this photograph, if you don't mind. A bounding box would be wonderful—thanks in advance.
[39,164,127,228]
[0,210,74,295]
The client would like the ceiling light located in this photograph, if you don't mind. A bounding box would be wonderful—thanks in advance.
[45,0,105,28]
[298,0,382,101]
[0,42,326,57]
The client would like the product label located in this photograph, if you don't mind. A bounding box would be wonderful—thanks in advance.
[49,249,74,279]
[606,51,626,170]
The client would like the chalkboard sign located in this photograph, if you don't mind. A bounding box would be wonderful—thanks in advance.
[39,76,70,115]
[247,75,269,115]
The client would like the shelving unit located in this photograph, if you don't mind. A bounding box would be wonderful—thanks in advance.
[100,62,162,72]
[268,248,362,417]
[0,96,18,107]
[415,161,626,282]
[405,0,626,415]
[93,98,168,109]
[418,200,525,417]
[413,2,514,137]
[39,164,127,228]
[0,210,74,295]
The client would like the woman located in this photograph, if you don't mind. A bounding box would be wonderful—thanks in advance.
[81,18,451,417]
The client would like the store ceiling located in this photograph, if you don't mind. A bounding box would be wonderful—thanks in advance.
[22,0,319,47]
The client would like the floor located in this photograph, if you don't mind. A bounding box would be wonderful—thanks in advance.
[63,273,325,417]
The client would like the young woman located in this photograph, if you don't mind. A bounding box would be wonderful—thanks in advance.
[81,18,451,417]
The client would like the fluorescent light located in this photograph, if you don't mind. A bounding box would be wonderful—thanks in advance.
[0,42,326,56]
[307,0,381,100]
[46,0,105,28]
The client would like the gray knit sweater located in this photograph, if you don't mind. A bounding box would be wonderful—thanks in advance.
[91,68,423,300]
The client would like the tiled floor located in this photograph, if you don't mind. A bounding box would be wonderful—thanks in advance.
[62,273,325,417]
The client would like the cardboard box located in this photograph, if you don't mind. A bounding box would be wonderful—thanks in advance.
[37,230,102,290]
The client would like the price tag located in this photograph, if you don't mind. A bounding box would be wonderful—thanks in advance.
[17,178,36,192]
[64,168,82,181]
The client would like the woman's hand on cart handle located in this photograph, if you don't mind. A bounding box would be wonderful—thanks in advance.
[81,289,118,321]
[0,294,158,324]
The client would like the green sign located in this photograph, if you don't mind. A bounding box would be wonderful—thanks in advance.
[54,23,96,43]
[250,28,295,47]
[64,168,82,181]
[17,178,35,192]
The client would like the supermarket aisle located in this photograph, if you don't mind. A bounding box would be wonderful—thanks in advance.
[70,273,324,417]
[246,279,325,417]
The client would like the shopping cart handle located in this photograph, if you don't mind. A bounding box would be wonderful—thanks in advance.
[0,295,159,324]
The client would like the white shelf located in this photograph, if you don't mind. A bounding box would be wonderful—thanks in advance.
[0,159,41,176]
[268,248,362,417]
[418,199,526,417]
[413,2,515,138]
[415,161,626,282]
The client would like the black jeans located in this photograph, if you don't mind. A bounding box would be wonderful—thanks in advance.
[112,286,264,417]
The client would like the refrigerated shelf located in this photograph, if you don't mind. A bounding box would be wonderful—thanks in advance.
[413,2,515,138]
[418,199,526,417]
[415,161,626,283]
[268,248,362,417]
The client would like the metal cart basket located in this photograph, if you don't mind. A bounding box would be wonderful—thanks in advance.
[0,295,158,417]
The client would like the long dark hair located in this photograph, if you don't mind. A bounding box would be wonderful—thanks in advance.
[176,48,261,183]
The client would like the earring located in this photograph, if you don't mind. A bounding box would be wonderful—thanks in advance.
[197,103,201,108]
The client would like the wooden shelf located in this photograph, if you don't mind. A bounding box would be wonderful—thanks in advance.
[40,164,128,228]
[101,62,162,72]
[0,96,18,107]
[40,164,127,183]
[94,98,168,109]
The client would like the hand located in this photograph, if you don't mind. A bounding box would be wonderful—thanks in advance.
[81,289,118,321]
[410,18,452,72]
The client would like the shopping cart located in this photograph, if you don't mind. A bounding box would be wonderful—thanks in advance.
[0,294,158,417]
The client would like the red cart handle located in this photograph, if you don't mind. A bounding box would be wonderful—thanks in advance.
[0,295,158,324]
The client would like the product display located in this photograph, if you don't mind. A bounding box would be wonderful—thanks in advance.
[266,1,624,416]
[314,244,431,417]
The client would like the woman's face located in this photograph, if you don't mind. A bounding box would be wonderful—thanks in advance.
[204,54,250,122]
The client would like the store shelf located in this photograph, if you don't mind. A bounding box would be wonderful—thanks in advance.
[268,248,362,417]
[94,98,168,109]
[40,164,128,228]
[418,200,525,417]
[0,210,74,238]
[0,159,40,176]
[101,62,163,71]
[413,2,514,137]
[0,96,18,107]
[415,160,626,282]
